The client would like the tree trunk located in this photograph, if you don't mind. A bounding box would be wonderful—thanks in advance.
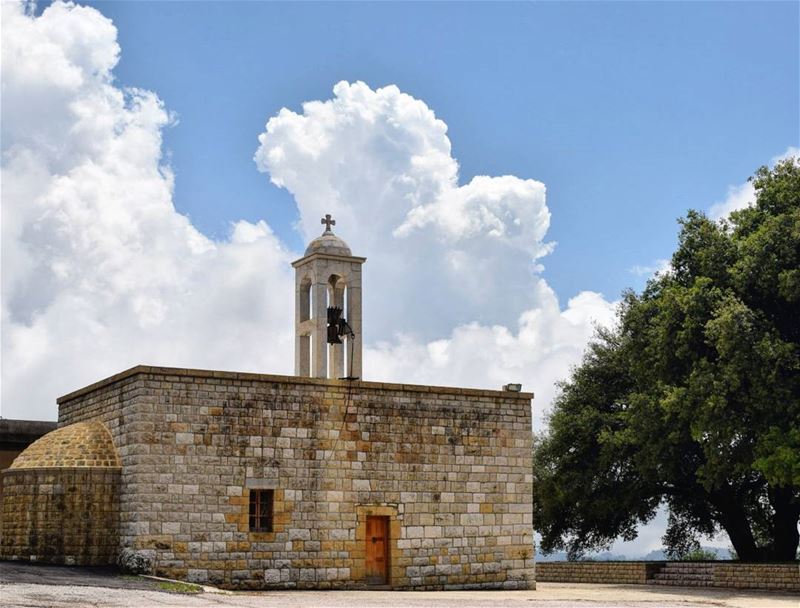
[712,492,762,561]
[713,486,800,562]
[769,486,800,562]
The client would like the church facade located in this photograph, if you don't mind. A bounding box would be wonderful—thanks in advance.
[1,220,535,590]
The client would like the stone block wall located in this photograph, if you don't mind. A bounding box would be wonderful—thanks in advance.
[58,368,144,432]
[651,561,800,590]
[713,563,799,591]
[57,366,534,590]
[0,468,120,565]
[0,420,58,534]
[536,561,800,592]
[536,561,654,584]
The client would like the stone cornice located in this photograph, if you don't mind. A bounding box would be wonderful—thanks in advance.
[291,252,367,268]
[57,364,534,404]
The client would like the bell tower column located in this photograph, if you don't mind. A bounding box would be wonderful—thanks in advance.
[311,280,328,378]
[330,281,346,378]
[346,280,362,379]
[294,271,311,377]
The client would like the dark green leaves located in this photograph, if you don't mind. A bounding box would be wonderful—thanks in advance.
[534,159,800,561]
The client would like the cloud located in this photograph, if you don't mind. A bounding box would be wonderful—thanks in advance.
[255,80,615,428]
[629,258,670,278]
[1,1,295,420]
[255,81,561,336]
[3,2,614,435]
[365,283,615,429]
[709,146,799,220]
[708,181,756,221]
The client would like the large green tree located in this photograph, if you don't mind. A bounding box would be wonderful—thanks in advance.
[535,159,800,562]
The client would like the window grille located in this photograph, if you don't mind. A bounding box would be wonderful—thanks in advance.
[249,489,273,532]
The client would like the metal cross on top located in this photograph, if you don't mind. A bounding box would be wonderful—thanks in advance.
[321,214,336,232]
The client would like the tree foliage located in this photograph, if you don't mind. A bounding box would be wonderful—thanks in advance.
[534,159,800,562]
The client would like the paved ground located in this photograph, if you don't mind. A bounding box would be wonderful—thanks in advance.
[0,561,162,591]
[1,562,797,608]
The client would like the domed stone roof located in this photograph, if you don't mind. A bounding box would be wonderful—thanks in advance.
[10,421,120,469]
[304,230,352,257]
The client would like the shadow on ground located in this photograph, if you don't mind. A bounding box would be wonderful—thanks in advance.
[0,560,165,591]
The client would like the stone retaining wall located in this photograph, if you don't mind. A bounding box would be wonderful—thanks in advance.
[536,561,800,592]
[712,563,800,591]
[536,561,657,584]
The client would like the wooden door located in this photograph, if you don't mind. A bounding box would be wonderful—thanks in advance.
[365,516,389,585]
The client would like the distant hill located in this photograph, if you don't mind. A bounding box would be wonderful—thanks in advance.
[536,550,628,562]
[640,546,727,561]
[640,549,668,560]
[537,546,728,562]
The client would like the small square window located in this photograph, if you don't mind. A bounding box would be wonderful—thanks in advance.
[249,489,274,533]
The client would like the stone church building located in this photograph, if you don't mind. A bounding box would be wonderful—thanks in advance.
[1,219,535,590]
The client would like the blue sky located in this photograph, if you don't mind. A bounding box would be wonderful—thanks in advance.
[83,0,799,301]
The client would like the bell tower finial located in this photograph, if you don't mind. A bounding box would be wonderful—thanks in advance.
[321,214,336,233]
[292,220,366,380]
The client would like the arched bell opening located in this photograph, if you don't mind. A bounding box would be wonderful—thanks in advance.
[299,277,312,322]
[327,274,347,379]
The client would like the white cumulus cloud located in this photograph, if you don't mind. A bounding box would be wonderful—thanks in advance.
[255,81,561,335]
[709,146,800,220]
[255,80,616,428]
[629,258,670,279]
[3,3,615,432]
[366,283,615,429]
[1,1,295,420]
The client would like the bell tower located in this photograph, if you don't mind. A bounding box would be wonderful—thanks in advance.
[292,215,366,379]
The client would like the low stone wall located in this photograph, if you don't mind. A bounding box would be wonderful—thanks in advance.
[712,563,800,591]
[536,561,800,592]
[536,561,658,584]
[0,467,120,566]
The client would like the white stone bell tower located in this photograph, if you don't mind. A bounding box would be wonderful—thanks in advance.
[292,215,365,379]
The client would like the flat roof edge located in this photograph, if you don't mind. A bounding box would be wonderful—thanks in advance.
[0,420,58,446]
[57,365,533,404]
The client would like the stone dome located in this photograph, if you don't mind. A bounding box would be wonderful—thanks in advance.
[10,421,120,469]
[304,230,352,257]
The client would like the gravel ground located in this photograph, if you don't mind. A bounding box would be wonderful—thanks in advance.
[0,585,704,608]
[4,583,799,608]
[1,562,797,608]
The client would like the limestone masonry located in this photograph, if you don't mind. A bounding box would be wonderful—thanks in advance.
[2,366,535,590]
[0,219,535,590]
[536,561,800,592]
